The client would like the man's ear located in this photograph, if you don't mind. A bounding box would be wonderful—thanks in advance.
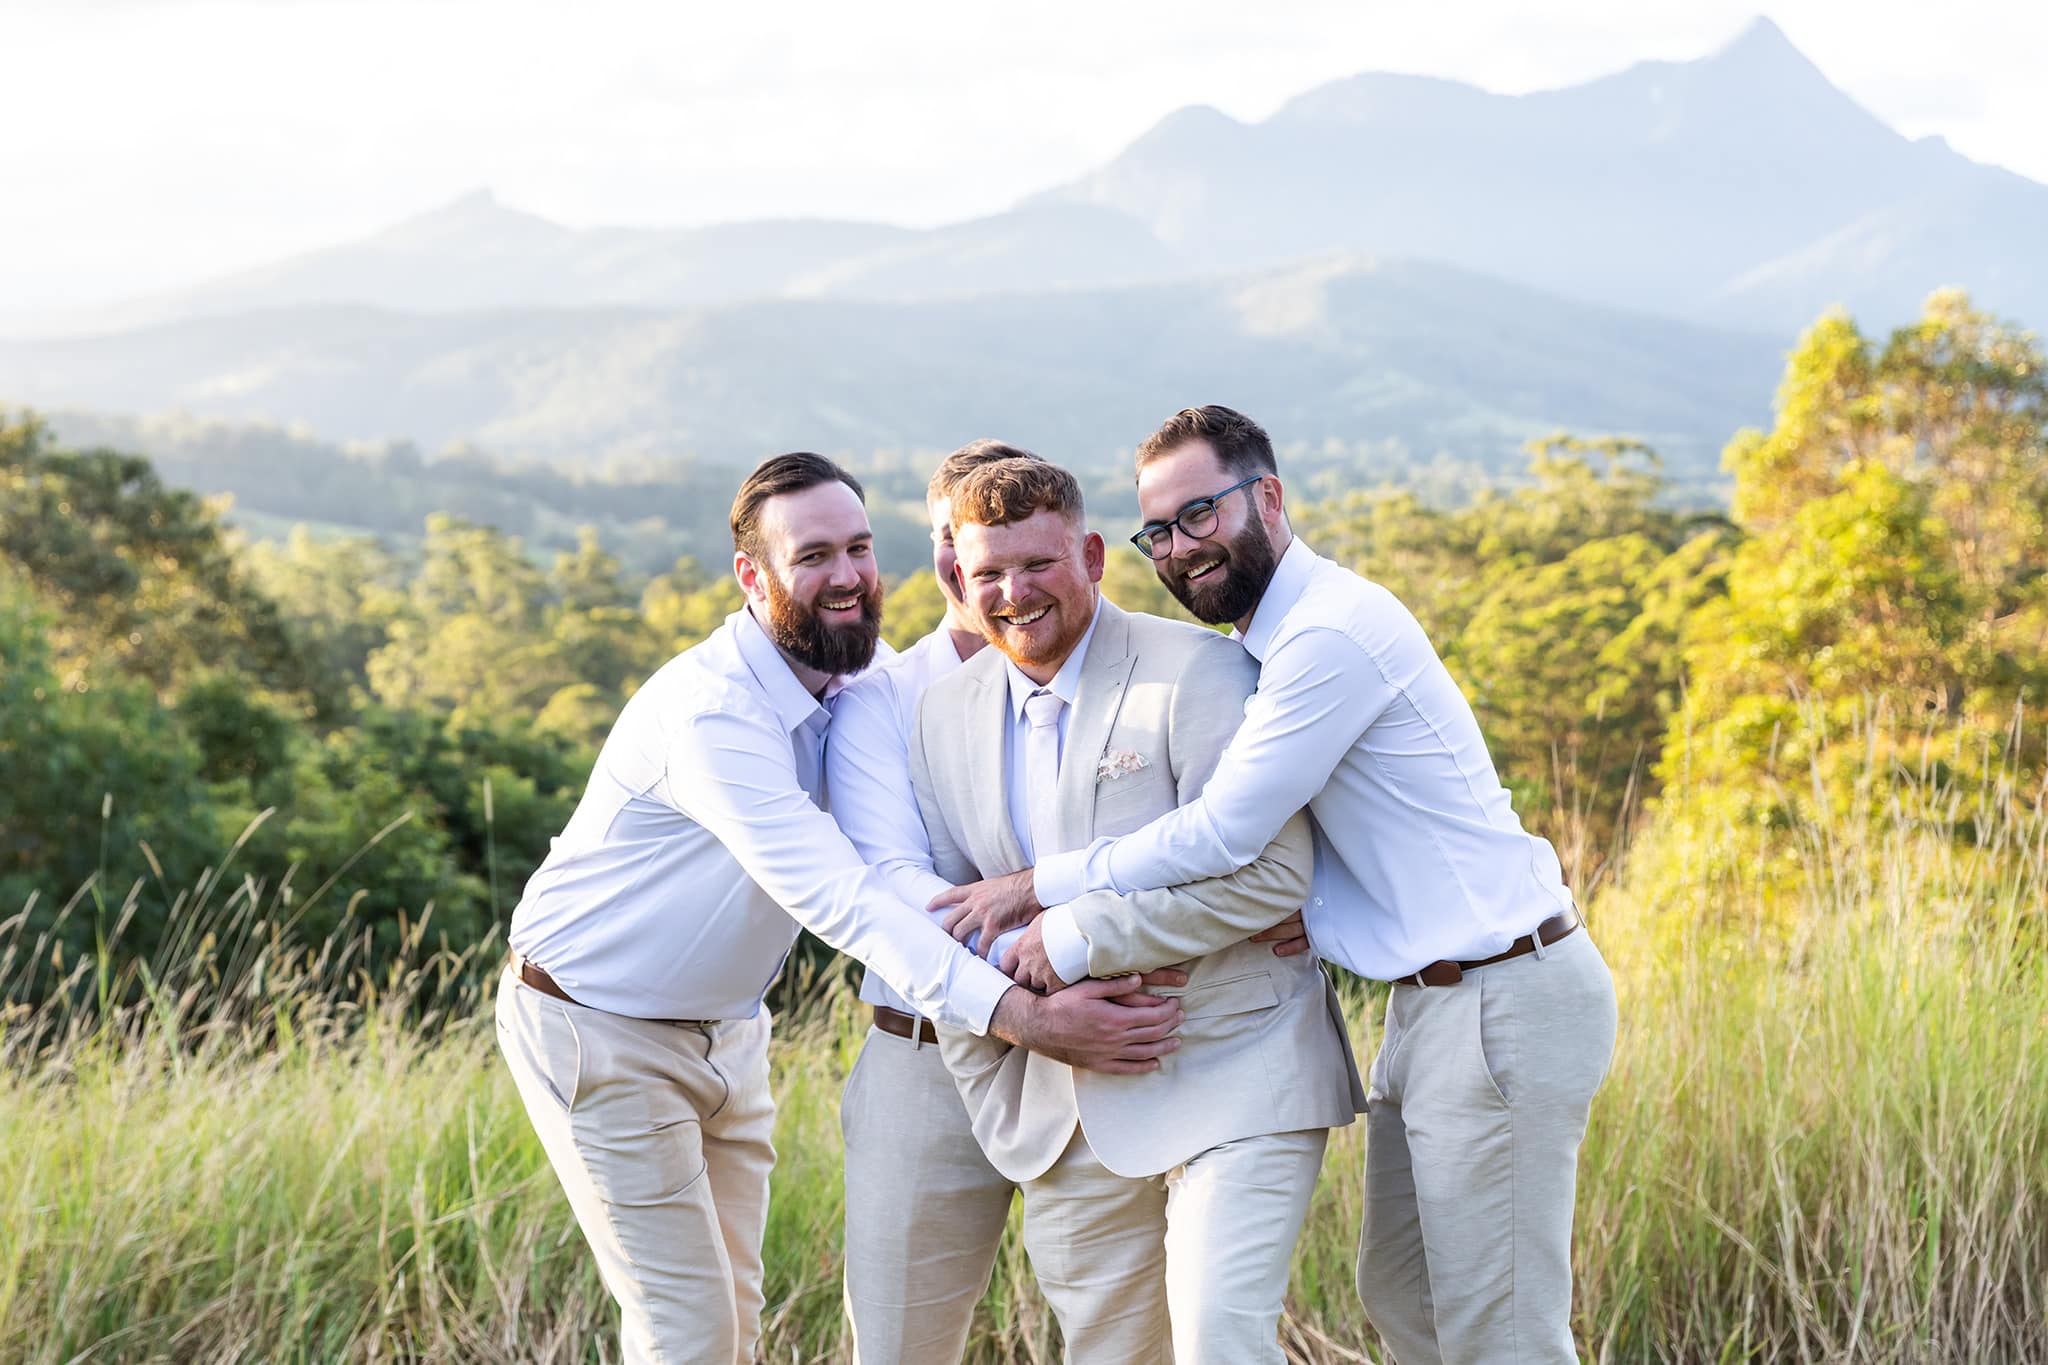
[1258,475,1288,530]
[734,549,768,606]
[1082,530,1106,583]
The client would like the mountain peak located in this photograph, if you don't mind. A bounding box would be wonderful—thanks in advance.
[416,187,530,225]
[1704,15,1821,80]
[444,187,502,213]
[377,188,567,250]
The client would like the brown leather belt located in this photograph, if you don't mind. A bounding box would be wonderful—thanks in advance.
[1394,910,1582,988]
[512,956,708,1027]
[874,1005,939,1045]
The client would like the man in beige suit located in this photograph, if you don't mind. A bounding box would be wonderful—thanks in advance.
[905,456,1364,1363]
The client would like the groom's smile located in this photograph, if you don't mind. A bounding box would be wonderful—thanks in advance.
[956,504,1105,683]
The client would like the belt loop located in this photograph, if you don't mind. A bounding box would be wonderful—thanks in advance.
[911,1021,925,1051]
[1532,927,1551,960]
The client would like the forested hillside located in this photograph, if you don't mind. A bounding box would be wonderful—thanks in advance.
[5,291,2039,1003]
[3,255,1777,478]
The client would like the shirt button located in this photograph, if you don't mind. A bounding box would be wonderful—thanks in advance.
[1313,898,1324,907]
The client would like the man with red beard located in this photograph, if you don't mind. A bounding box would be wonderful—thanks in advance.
[909,456,1360,1362]
[936,409,1620,1365]
[497,452,1184,1365]
[830,439,1315,1362]
[824,440,1060,1362]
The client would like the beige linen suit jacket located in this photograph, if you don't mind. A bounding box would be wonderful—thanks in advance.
[907,599,1365,1183]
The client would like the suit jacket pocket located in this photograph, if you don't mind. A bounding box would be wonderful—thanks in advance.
[1091,769,1173,833]
[1176,970,1280,1020]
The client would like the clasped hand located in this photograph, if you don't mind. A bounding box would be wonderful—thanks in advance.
[933,867,1314,996]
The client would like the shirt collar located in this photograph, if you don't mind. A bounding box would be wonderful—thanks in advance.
[918,625,971,680]
[733,605,833,734]
[1239,536,1317,662]
[1005,595,1102,723]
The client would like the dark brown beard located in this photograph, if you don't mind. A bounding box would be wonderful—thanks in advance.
[1158,516,1279,625]
[761,569,883,675]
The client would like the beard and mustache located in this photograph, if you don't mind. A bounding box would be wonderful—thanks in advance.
[984,592,1090,673]
[1157,513,1280,625]
[753,513,1269,678]
[760,568,883,676]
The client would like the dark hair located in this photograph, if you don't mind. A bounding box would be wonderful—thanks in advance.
[730,452,865,559]
[950,457,1085,529]
[1136,405,1277,478]
[929,439,1042,502]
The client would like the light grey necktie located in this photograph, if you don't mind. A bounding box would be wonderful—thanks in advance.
[1023,689,1067,859]
[794,706,832,808]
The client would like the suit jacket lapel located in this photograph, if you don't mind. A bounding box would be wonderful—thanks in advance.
[1056,598,1137,854]
[964,668,1028,874]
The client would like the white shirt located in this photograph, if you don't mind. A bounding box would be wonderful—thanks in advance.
[825,607,1100,1012]
[1036,538,1575,983]
[823,627,969,1015]
[1003,604,1100,980]
[999,602,1098,864]
[508,606,1014,1031]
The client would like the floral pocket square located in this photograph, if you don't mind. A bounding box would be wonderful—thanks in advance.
[1096,749,1150,782]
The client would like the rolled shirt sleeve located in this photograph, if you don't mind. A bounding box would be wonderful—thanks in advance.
[669,703,1012,1033]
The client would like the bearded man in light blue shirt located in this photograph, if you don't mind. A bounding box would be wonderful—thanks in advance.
[937,407,1621,1365]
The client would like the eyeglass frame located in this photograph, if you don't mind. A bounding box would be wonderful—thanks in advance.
[1128,473,1267,560]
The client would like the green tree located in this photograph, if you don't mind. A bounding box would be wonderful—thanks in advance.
[0,571,218,974]
[242,529,406,693]
[642,557,744,653]
[1633,293,2048,940]
[0,412,330,715]
[882,571,950,649]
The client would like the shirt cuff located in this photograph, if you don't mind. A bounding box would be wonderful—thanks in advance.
[950,952,1015,1036]
[1040,905,1094,985]
[987,924,1031,968]
[1033,848,1090,908]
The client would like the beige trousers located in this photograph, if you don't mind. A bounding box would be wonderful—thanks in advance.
[1356,927,1618,1365]
[495,968,776,1365]
[841,1023,1017,1364]
[1020,1126,1328,1365]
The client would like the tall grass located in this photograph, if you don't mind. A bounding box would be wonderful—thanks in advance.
[3,729,2043,1362]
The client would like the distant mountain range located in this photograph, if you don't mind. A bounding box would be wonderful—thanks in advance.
[2,255,1780,476]
[2,17,2035,486]
[1034,18,2048,334]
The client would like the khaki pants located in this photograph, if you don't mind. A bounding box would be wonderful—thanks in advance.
[841,1023,1017,1364]
[1356,927,1618,1365]
[1021,1127,1328,1364]
[496,968,776,1365]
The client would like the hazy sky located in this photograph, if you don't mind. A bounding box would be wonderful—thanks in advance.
[2,0,2042,313]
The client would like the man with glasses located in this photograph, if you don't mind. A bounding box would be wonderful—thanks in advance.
[935,407,1620,1365]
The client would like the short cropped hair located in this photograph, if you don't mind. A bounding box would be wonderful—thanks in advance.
[1136,405,1277,479]
[950,457,1085,530]
[730,452,865,559]
[929,439,1043,502]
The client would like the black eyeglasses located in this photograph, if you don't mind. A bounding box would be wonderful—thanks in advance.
[1129,474,1265,560]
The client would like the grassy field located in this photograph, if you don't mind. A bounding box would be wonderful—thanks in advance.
[3,758,2044,1363]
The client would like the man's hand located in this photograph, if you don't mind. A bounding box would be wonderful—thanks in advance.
[988,978,1183,1075]
[1001,919,1066,993]
[1121,965,1190,1001]
[931,869,1044,960]
[1249,909,1312,958]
